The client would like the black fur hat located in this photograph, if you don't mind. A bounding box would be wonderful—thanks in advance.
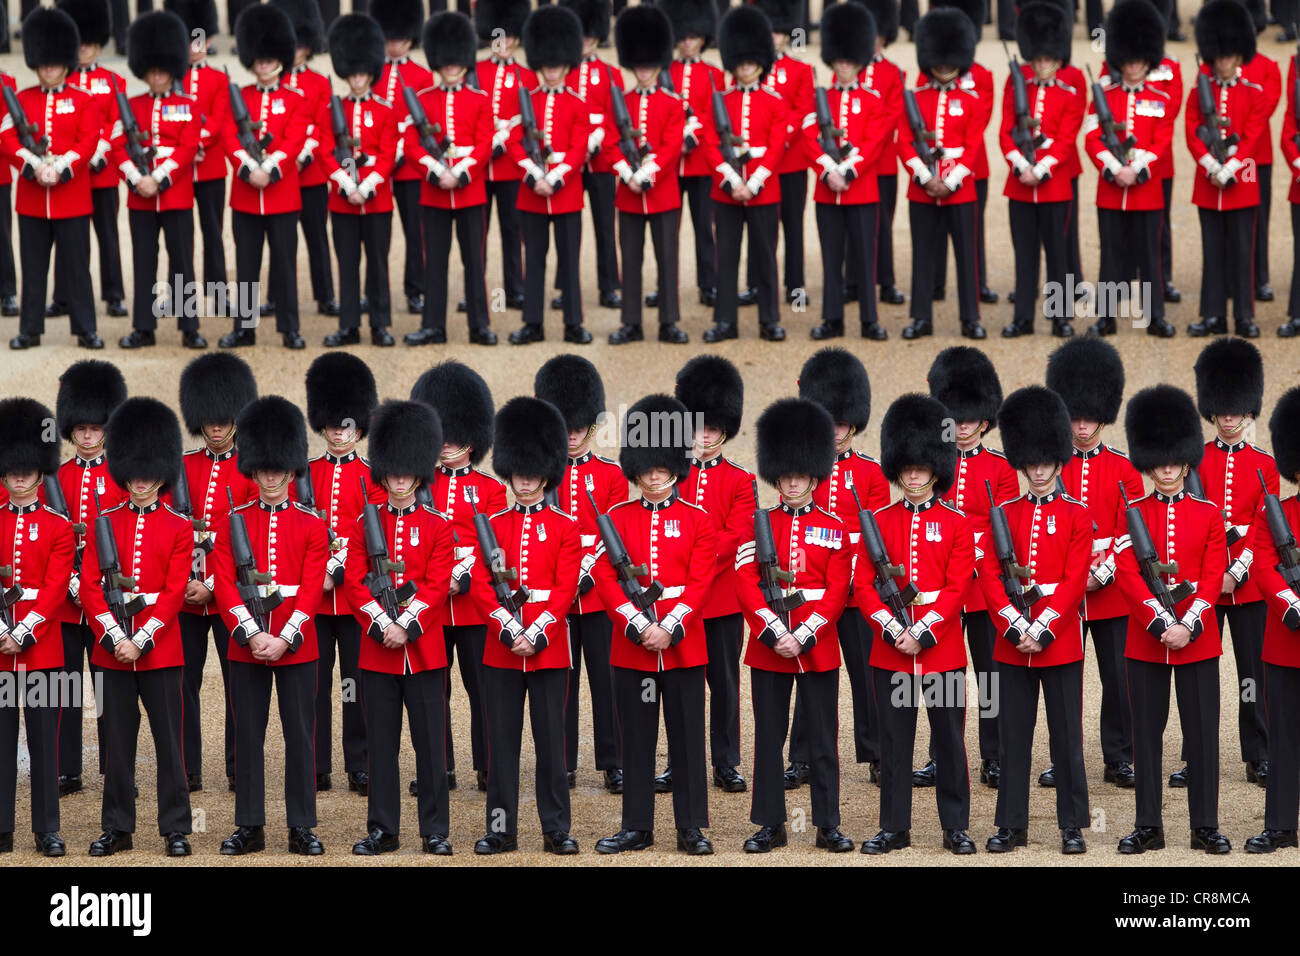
[1125,386,1205,472]
[561,0,611,41]
[619,394,694,483]
[370,0,423,41]
[0,399,60,477]
[409,361,494,464]
[931,0,986,31]
[1194,338,1264,422]
[915,6,977,77]
[798,348,871,432]
[1105,0,1166,72]
[329,13,385,78]
[1046,338,1125,425]
[719,4,776,74]
[105,398,183,492]
[880,394,959,495]
[523,3,584,69]
[368,400,442,488]
[534,354,606,432]
[23,8,80,72]
[179,354,257,435]
[998,386,1073,470]
[425,11,478,70]
[305,354,378,437]
[56,360,127,440]
[1016,1,1071,63]
[675,356,743,442]
[1269,388,1300,483]
[493,397,569,490]
[928,346,1002,426]
[236,3,296,70]
[854,0,899,45]
[660,0,717,45]
[1197,0,1256,63]
[271,0,325,54]
[616,4,674,69]
[753,0,803,34]
[475,0,530,40]
[756,399,836,486]
[235,396,309,479]
[56,0,109,47]
[164,0,219,37]
[128,11,190,81]
[821,2,876,66]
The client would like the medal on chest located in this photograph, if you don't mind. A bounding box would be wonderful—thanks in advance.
[56,98,76,114]
[271,99,286,115]
[804,526,843,549]
[664,519,681,538]
[96,476,105,495]
[926,521,942,542]
[1047,515,1057,535]
[538,523,547,542]
[949,100,964,116]
[28,524,38,542]
[852,99,861,114]
[463,486,478,505]
[410,526,420,547]
[90,78,111,95]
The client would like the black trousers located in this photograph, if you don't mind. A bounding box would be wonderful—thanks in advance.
[392,179,424,298]
[1008,199,1070,328]
[1217,601,1269,764]
[714,202,780,328]
[703,614,743,769]
[19,214,95,337]
[680,174,716,292]
[937,178,989,292]
[362,667,448,838]
[615,664,708,831]
[316,613,366,776]
[873,667,970,832]
[908,200,979,326]
[486,179,525,301]
[1127,656,1220,830]
[1197,206,1255,321]
[1084,615,1132,766]
[58,621,101,777]
[100,666,191,836]
[299,183,333,303]
[129,207,197,332]
[583,170,619,296]
[752,667,840,830]
[194,178,228,290]
[230,659,316,829]
[619,208,680,327]
[965,610,999,761]
[178,612,234,780]
[0,184,16,296]
[53,186,124,304]
[422,205,488,332]
[522,210,583,328]
[444,624,486,773]
[331,210,392,330]
[1159,176,1174,286]
[1263,662,1300,831]
[483,665,570,836]
[996,661,1090,830]
[0,670,59,834]
[817,202,877,327]
[1067,178,1084,284]
[748,170,807,294]
[231,209,298,333]
[1289,205,1300,320]
[1086,0,1105,31]
[1096,207,1164,323]
[566,610,621,772]
[1255,165,1272,288]
[790,606,877,765]
[997,0,1018,36]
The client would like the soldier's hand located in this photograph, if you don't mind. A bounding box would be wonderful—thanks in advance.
[36,164,58,187]
[1221,572,1238,595]
[894,633,923,656]
[249,631,276,659]
[347,190,366,206]
[924,179,951,198]
[1160,623,1192,650]
[627,179,643,194]
[533,179,555,197]
[184,580,212,604]
[0,635,20,656]
[381,622,408,649]
[195,146,206,163]
[1086,574,1102,592]
[1016,634,1043,654]
[448,578,462,596]
[1018,168,1040,186]
[773,633,801,658]
[323,574,335,591]
[115,641,142,664]
[437,171,459,191]
[731,184,754,202]
[511,634,536,657]
[826,170,848,192]
[136,177,160,199]
[1113,166,1138,188]
[248,167,272,189]
[640,624,673,651]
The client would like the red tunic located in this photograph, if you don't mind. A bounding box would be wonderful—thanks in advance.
[404,83,492,210]
[49,454,125,625]
[679,455,755,620]
[599,85,684,215]
[941,444,1020,614]
[68,63,126,191]
[860,54,904,177]
[222,82,309,215]
[814,450,891,609]
[378,57,433,183]
[999,73,1084,204]
[0,72,13,187]
[568,55,624,175]
[896,77,981,205]
[319,92,399,215]
[670,57,725,179]
[1184,70,1264,211]
[801,82,890,205]
[701,83,787,206]
[431,465,508,627]
[554,451,628,616]
[0,502,76,671]
[764,52,814,174]
[1248,494,1300,668]
[1199,53,1278,165]
[284,65,330,188]
[1083,79,1173,211]
[1279,55,1300,202]
[963,63,994,181]
[0,83,99,218]
[505,85,590,216]
[1194,438,1279,606]
[110,91,201,212]
[183,62,231,182]
[1059,444,1145,622]
[476,56,537,183]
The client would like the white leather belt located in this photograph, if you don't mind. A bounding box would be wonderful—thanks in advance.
[1037,583,1058,596]
[746,146,767,158]
[524,589,551,603]
[256,585,298,598]
[912,590,941,606]
[126,591,160,606]
[848,533,861,544]
[659,586,685,600]
[454,546,474,559]
[580,535,597,548]
[1231,524,1251,538]
[18,588,40,601]
[1092,537,1112,552]
[791,588,825,601]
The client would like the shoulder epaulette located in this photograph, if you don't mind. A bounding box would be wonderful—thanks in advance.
[371,94,392,108]
[292,502,318,517]
[985,447,1008,459]
[939,500,966,517]
[1249,443,1274,457]
[595,454,620,467]
[161,504,188,521]
[678,499,708,514]
[474,470,506,488]
[548,505,577,522]
[609,499,636,512]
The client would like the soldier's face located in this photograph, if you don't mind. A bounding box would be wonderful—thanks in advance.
[190,36,207,64]
[347,73,372,97]
[777,474,814,501]
[252,59,281,84]
[72,424,105,452]
[634,66,658,88]
[568,428,591,454]
[834,423,853,447]
[540,65,568,87]
[734,62,762,86]
[1120,61,1148,86]
[324,424,358,450]
[1024,462,1059,490]
[440,443,470,467]
[1,470,39,499]
[1214,56,1242,81]
[932,66,959,84]
[1150,464,1187,490]
[954,420,985,446]
[79,44,100,68]
[1215,413,1249,436]
[294,47,310,69]
[384,474,417,499]
[126,478,160,499]
[900,466,935,496]
[492,35,518,58]
[146,69,172,96]
[511,475,545,501]
[37,65,68,89]
[1072,418,1102,446]
[832,61,859,85]
[1031,57,1059,82]
[438,66,467,86]
[679,36,704,58]
[583,37,599,57]
[386,39,412,60]
[638,467,675,498]
[202,422,234,448]
[255,470,291,496]
[694,424,724,453]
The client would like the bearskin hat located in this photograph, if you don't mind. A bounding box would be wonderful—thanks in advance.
[619,394,694,483]
[236,3,296,70]
[127,11,190,81]
[915,6,977,77]
[1125,386,1205,472]
[105,398,183,492]
[998,386,1073,470]
[235,396,309,479]
[1105,0,1166,72]
[753,0,803,34]
[179,354,257,435]
[56,0,109,47]
[719,4,776,74]
[475,0,530,41]
[854,0,899,45]
[616,4,674,69]
[523,3,584,69]
[798,348,871,432]
[0,399,60,477]
[675,356,743,442]
[368,400,442,489]
[931,0,987,28]
[561,0,611,41]
[23,8,81,72]
[409,361,494,464]
[425,11,478,70]
[880,394,959,495]
[305,354,378,437]
[928,346,1002,425]
[1269,388,1300,483]
[329,13,385,78]
[821,2,876,66]
[534,354,606,432]
[660,0,717,46]
[370,0,423,41]
[1016,1,1071,63]
[164,0,218,37]
[493,397,569,490]
[56,360,127,441]
[1194,338,1264,422]
[270,0,325,54]
[1046,338,1126,425]
[1197,0,1256,63]
[756,399,836,486]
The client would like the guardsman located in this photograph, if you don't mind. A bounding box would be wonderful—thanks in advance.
[737,398,853,854]
[173,353,259,793]
[591,394,717,856]
[979,387,1092,855]
[410,361,507,793]
[1280,18,1300,338]
[471,398,581,855]
[603,4,688,345]
[1114,386,1230,855]
[858,394,976,856]
[1147,0,1185,307]
[343,400,455,857]
[0,66,18,318]
[82,398,193,858]
[319,13,398,347]
[0,399,76,857]
[2,8,102,350]
[113,11,205,351]
[218,4,309,350]
[701,4,788,343]
[534,354,627,792]
[1239,0,1279,306]
[212,396,328,857]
